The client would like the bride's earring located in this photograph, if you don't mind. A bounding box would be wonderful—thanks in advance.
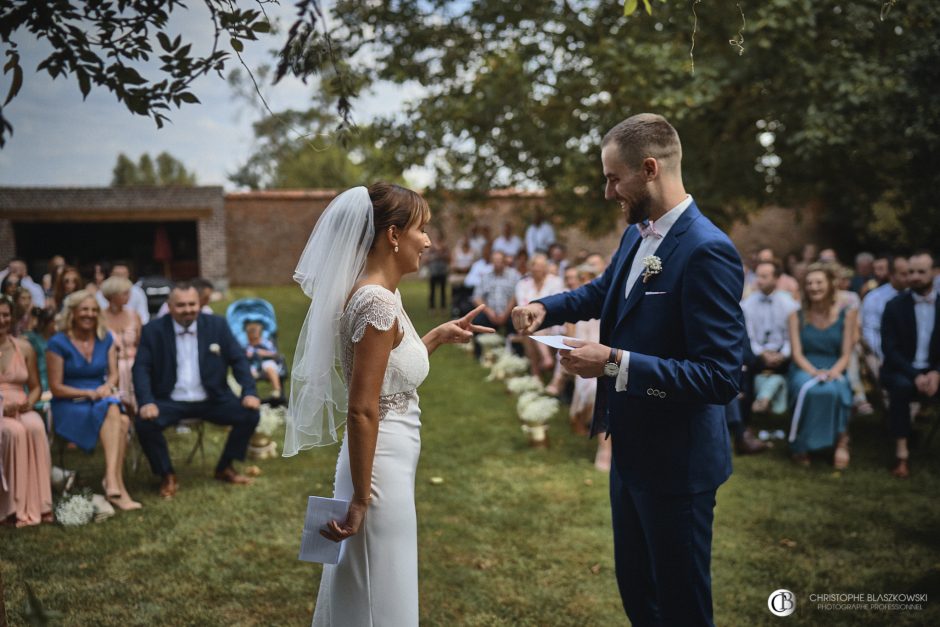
[394,245,399,253]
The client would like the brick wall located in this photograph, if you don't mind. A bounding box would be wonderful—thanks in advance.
[225,191,336,286]
[0,219,14,265]
[198,193,229,290]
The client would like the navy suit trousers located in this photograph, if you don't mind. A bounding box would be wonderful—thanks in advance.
[610,459,717,627]
[135,397,260,475]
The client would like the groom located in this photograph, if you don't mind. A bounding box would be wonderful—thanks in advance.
[513,114,744,626]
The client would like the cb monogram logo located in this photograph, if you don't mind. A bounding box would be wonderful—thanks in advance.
[768,589,796,617]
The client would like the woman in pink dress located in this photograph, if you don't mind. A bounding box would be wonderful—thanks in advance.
[100,276,142,414]
[0,295,53,527]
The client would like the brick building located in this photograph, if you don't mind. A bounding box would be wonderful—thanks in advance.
[0,186,820,288]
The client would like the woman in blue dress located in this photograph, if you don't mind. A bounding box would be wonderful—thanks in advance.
[787,264,855,468]
[46,290,140,510]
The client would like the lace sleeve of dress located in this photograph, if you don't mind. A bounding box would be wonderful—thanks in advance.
[350,286,399,344]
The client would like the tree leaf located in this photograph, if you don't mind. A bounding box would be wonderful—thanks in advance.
[157,32,174,52]
[177,92,200,104]
[76,69,90,98]
[3,62,22,106]
[253,21,271,34]
[642,0,652,15]
[623,0,638,16]
[230,37,244,53]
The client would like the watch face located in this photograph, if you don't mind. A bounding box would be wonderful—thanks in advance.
[604,362,619,377]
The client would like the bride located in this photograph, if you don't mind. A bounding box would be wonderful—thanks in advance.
[284,183,493,626]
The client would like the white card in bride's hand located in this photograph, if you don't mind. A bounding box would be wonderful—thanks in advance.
[298,496,349,564]
[530,335,582,350]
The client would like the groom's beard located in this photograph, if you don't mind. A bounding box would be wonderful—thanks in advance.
[625,188,652,225]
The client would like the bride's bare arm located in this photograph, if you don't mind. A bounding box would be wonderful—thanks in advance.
[322,323,395,542]
[422,304,495,356]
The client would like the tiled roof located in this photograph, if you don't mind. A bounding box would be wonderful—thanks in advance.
[0,186,224,211]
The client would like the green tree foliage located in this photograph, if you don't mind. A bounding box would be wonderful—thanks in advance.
[0,1,348,148]
[111,152,197,186]
[312,0,938,251]
[230,107,404,189]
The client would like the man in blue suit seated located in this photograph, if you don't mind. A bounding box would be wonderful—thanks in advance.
[880,251,940,479]
[133,282,261,498]
[513,113,744,627]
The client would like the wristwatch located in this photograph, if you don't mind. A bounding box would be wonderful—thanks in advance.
[604,347,621,378]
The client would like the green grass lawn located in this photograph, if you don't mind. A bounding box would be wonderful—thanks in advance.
[2,280,938,626]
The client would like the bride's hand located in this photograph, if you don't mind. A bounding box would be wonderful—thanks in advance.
[438,304,495,344]
[320,499,369,543]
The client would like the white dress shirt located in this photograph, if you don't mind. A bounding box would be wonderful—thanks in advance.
[615,195,694,392]
[525,222,556,257]
[493,235,523,257]
[860,283,900,360]
[464,259,493,289]
[912,289,936,370]
[171,319,208,402]
[741,290,800,357]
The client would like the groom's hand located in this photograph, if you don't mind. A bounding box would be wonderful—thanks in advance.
[511,302,546,335]
[558,339,609,378]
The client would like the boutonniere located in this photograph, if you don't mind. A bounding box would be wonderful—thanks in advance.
[641,255,662,283]
[209,343,221,355]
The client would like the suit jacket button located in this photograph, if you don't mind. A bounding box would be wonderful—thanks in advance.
[647,388,653,396]
[660,391,667,398]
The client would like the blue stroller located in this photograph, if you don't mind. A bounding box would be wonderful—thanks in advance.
[226,298,288,404]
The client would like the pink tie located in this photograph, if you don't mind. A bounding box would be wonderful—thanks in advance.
[638,221,662,239]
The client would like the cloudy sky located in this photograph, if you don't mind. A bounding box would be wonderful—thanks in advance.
[0,2,423,189]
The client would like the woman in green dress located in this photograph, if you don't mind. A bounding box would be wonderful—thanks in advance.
[787,263,855,468]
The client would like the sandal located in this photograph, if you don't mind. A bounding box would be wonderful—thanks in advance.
[833,435,850,470]
[103,479,143,511]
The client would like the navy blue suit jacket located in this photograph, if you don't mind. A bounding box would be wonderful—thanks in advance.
[538,202,744,494]
[881,292,940,381]
[132,313,257,407]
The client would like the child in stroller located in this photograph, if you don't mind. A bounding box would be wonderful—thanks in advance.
[244,321,284,403]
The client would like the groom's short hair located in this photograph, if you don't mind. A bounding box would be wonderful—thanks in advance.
[602,113,682,173]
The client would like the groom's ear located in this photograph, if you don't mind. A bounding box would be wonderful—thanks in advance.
[642,157,659,181]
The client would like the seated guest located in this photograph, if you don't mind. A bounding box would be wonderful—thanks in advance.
[492,222,523,259]
[24,308,56,396]
[47,290,140,510]
[155,277,214,318]
[425,233,450,313]
[12,286,33,336]
[547,242,569,276]
[1,274,20,299]
[95,261,150,323]
[740,260,799,449]
[471,251,520,357]
[101,276,143,415]
[850,252,875,294]
[512,249,529,277]
[757,247,800,301]
[133,283,260,498]
[860,255,909,380]
[786,264,855,469]
[515,253,565,376]
[244,320,283,400]
[41,255,66,299]
[880,251,940,479]
[525,209,555,257]
[51,266,83,313]
[0,296,53,527]
[464,242,494,290]
[0,258,45,309]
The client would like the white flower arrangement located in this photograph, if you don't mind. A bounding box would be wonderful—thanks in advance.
[55,493,95,527]
[516,392,560,425]
[209,342,221,355]
[476,333,505,349]
[486,351,530,381]
[506,375,545,395]
[257,403,286,437]
[641,255,662,283]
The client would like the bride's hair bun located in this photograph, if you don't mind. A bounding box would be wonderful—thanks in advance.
[368,182,430,249]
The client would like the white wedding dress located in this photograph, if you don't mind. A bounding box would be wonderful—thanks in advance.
[312,285,430,627]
